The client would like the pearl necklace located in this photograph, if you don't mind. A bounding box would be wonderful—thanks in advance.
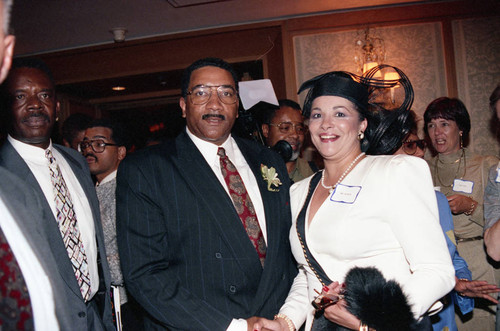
[321,152,365,194]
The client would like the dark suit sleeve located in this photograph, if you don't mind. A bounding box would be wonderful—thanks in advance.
[116,154,235,331]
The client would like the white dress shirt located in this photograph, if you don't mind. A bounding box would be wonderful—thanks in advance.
[8,135,99,299]
[0,197,59,330]
[186,128,266,331]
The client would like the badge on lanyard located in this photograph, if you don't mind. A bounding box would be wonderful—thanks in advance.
[452,179,474,194]
[330,184,362,204]
[496,164,500,183]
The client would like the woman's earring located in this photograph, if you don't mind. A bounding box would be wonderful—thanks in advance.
[358,131,365,140]
[459,132,463,149]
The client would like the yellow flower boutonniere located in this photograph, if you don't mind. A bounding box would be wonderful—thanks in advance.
[261,164,282,192]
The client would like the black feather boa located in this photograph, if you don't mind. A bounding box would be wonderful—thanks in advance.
[312,267,418,331]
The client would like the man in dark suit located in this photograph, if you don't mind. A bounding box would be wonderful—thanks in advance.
[0,58,114,331]
[116,57,297,330]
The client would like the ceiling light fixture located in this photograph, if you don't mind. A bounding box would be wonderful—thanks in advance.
[354,28,385,75]
[110,27,127,43]
[112,86,126,91]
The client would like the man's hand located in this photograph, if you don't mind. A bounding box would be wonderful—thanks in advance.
[455,277,500,304]
[249,316,288,331]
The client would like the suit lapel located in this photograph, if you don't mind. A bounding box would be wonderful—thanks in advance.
[0,142,84,299]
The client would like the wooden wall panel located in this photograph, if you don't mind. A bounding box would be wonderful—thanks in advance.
[38,24,284,85]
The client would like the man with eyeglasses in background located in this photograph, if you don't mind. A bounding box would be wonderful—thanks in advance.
[80,119,143,330]
[116,57,297,330]
[0,58,114,331]
[261,99,318,183]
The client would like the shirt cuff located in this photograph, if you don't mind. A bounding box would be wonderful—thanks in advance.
[227,318,247,331]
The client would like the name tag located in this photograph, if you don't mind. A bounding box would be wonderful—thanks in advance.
[496,167,500,183]
[330,184,362,204]
[452,179,474,194]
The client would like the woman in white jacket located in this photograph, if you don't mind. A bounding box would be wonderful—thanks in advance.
[254,66,455,331]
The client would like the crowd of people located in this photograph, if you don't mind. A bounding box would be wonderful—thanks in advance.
[1,1,500,330]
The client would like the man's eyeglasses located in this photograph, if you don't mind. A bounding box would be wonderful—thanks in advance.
[402,139,427,155]
[79,139,118,153]
[269,122,306,135]
[186,85,238,105]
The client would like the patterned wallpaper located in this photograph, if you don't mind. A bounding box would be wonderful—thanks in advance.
[293,18,500,156]
[454,16,500,156]
[294,23,446,123]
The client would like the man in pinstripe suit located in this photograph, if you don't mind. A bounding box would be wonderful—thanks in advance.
[116,58,297,330]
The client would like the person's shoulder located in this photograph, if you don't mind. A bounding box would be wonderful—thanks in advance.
[290,172,316,194]
[235,136,268,153]
[367,154,426,165]
[53,143,86,165]
[489,161,500,173]
[367,154,430,173]
[482,154,500,168]
[0,166,41,206]
[53,143,80,156]
[235,136,285,164]
[467,150,498,163]
[120,138,176,169]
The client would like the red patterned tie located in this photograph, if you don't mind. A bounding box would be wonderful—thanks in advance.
[45,149,91,301]
[218,147,266,267]
[0,226,34,330]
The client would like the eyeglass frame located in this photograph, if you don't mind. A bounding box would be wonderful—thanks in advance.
[402,139,427,155]
[268,121,306,135]
[186,84,238,105]
[78,139,119,153]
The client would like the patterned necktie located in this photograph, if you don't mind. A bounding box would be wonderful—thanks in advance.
[217,147,266,267]
[45,149,91,301]
[0,226,34,330]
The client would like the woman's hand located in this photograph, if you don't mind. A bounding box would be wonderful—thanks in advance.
[455,277,500,304]
[447,194,476,215]
[323,299,360,330]
[321,282,361,330]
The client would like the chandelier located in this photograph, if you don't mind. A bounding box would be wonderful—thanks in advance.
[354,28,385,75]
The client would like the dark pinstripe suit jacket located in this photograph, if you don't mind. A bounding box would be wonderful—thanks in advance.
[0,141,114,331]
[116,131,297,330]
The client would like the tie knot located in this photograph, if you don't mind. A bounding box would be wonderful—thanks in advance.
[217,147,226,158]
[45,149,55,164]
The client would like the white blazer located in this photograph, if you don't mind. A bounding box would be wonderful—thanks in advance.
[279,155,455,330]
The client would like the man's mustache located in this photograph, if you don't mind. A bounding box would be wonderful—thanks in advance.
[202,114,225,120]
[22,112,51,122]
[85,153,97,162]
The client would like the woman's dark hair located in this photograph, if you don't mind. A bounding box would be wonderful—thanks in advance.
[298,65,414,155]
[490,84,500,116]
[391,110,419,152]
[423,97,471,143]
